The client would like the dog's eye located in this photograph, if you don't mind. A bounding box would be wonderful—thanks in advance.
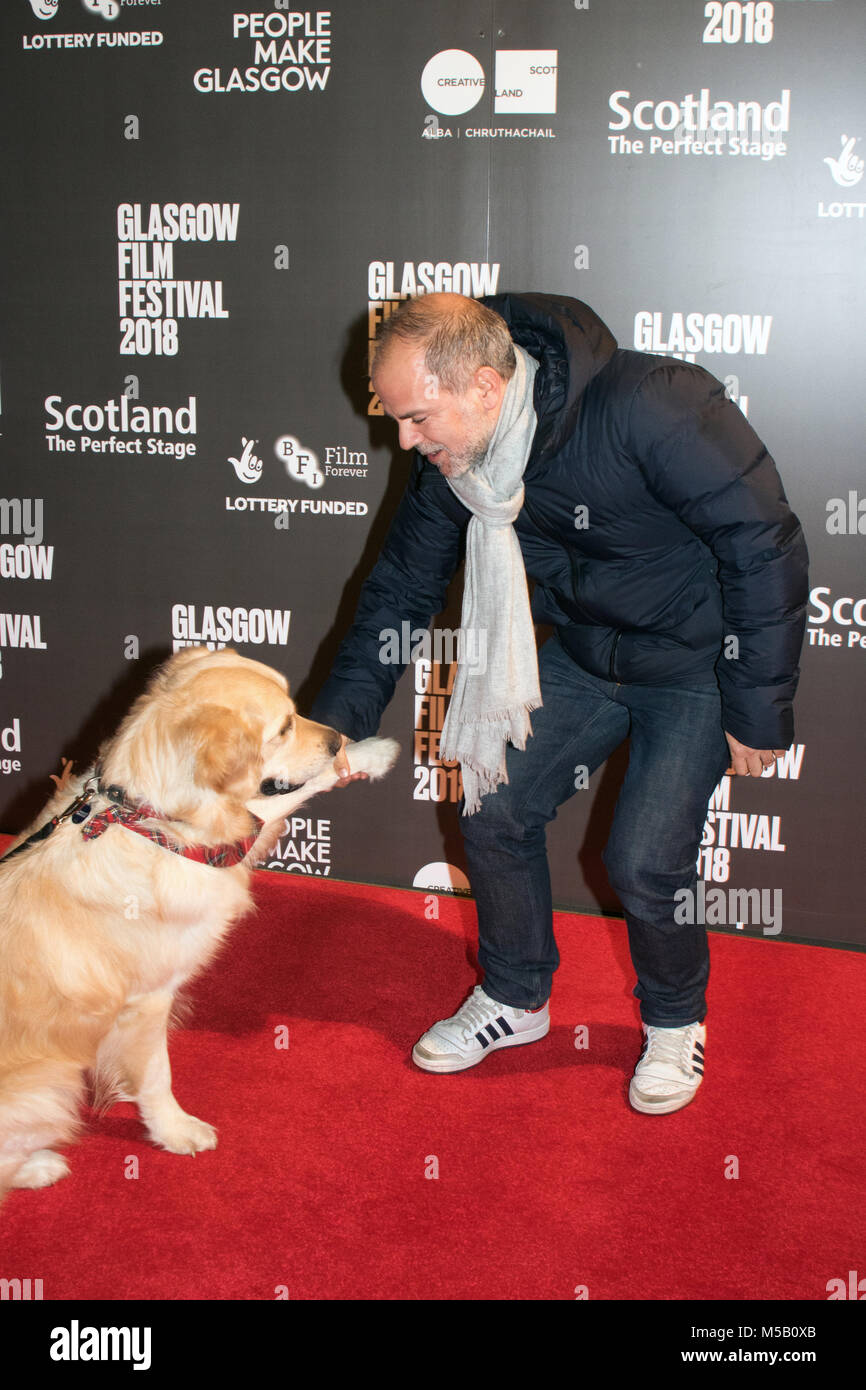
[279,716,295,737]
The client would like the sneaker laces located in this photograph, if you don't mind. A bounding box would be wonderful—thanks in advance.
[455,987,503,1041]
[643,1023,700,1076]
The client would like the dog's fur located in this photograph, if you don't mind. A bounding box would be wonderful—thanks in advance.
[0,647,398,1203]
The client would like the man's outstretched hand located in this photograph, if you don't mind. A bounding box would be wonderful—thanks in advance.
[328,734,371,789]
[724,732,786,778]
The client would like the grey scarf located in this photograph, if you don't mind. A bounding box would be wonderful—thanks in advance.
[439,344,541,814]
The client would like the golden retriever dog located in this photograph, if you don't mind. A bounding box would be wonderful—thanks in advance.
[0,647,398,1203]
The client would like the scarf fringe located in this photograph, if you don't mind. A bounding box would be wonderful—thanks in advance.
[445,696,541,731]
[440,699,541,771]
[458,758,509,817]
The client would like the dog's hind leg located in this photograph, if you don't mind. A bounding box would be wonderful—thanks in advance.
[96,990,218,1156]
[10,1149,71,1189]
[0,1061,85,1202]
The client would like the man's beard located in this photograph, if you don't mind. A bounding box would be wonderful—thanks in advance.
[418,414,494,478]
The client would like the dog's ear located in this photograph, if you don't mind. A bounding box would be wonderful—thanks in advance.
[178,705,262,794]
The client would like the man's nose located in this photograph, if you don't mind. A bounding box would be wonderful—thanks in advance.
[397,419,422,451]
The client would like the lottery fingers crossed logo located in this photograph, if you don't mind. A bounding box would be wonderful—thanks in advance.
[824,134,864,189]
[228,438,263,484]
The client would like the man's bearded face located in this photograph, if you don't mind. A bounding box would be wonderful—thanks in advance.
[372,346,495,479]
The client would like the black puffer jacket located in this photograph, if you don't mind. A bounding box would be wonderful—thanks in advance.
[311,293,808,750]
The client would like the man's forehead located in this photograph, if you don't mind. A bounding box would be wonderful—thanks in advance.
[373,344,448,415]
[373,342,426,385]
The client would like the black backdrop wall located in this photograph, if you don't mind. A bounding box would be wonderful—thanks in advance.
[2,0,864,949]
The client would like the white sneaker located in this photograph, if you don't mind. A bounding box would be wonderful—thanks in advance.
[412,984,550,1074]
[629,1022,706,1114]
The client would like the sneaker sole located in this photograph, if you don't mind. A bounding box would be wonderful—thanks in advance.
[412,1017,550,1073]
[628,1080,701,1115]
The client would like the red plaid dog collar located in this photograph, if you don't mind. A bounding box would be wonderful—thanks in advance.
[80,780,263,867]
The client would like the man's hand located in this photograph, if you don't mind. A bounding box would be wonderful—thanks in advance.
[724,732,786,778]
[327,734,370,790]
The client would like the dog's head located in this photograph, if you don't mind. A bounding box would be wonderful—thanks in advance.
[99,648,342,830]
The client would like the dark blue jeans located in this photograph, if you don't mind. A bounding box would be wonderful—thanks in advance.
[460,633,731,1027]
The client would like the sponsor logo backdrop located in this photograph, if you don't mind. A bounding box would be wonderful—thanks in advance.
[1,0,863,948]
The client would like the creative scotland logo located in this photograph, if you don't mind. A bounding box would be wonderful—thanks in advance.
[421,48,558,117]
[413,862,471,896]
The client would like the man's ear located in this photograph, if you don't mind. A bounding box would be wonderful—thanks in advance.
[473,366,508,414]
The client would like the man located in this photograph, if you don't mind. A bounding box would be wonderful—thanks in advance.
[317,291,807,1114]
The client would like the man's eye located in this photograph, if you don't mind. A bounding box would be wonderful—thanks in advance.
[412,417,426,425]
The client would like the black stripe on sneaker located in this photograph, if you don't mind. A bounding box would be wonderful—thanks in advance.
[475,1031,490,1049]
[485,1023,500,1041]
[497,1016,514,1036]
[694,1041,705,1056]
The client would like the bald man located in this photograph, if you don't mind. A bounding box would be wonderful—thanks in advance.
[315,292,807,1114]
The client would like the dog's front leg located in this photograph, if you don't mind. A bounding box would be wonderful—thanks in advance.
[102,991,217,1155]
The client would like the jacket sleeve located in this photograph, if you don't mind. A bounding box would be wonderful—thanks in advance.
[309,456,467,740]
[627,363,809,749]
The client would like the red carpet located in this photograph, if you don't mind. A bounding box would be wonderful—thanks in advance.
[1,868,864,1302]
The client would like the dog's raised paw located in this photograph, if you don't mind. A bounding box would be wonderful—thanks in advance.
[346,737,400,780]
